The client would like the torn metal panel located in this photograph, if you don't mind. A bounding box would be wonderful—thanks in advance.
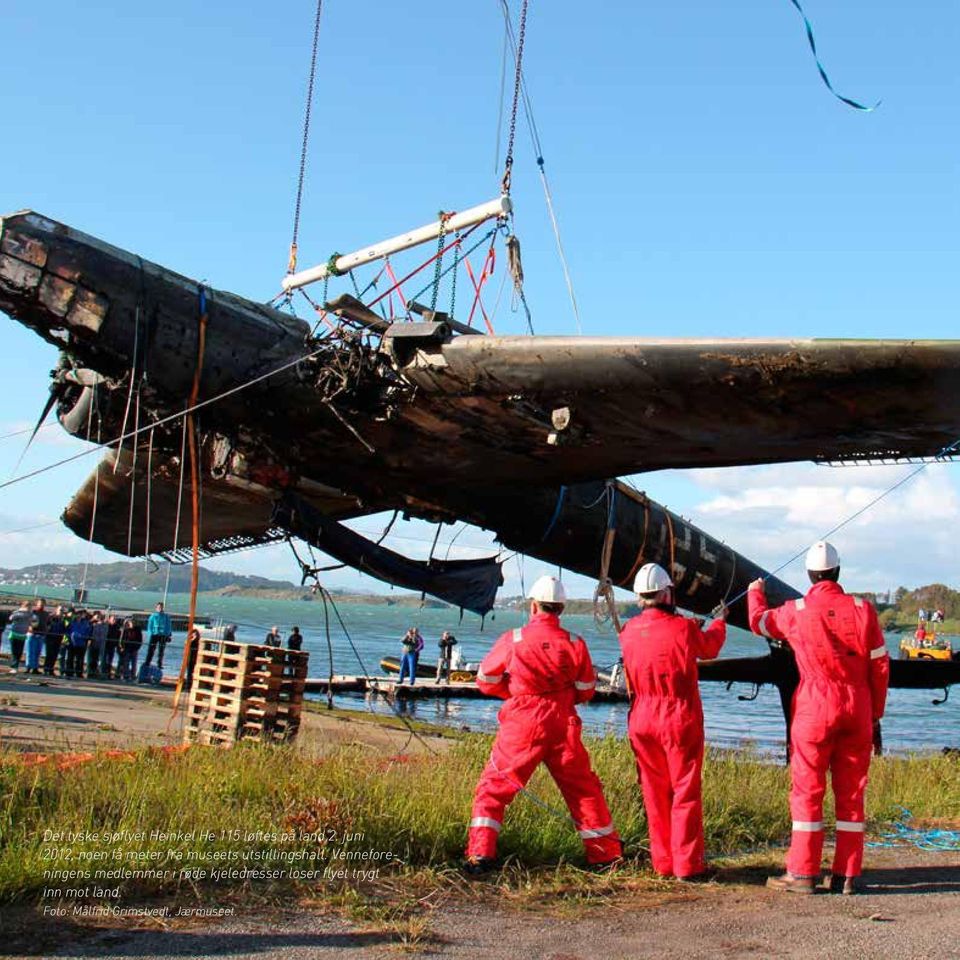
[273,492,503,616]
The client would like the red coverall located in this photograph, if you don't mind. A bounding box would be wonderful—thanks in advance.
[619,608,726,877]
[748,580,890,878]
[466,611,622,864]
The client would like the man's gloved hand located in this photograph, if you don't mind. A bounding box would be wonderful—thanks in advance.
[711,603,728,620]
[748,578,765,593]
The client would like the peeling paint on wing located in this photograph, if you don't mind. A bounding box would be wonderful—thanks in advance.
[700,351,814,382]
[66,287,108,334]
[38,274,76,317]
[1,231,47,267]
[0,255,41,290]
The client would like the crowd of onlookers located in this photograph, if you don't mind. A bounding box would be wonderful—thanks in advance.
[2,600,310,684]
[0,598,175,683]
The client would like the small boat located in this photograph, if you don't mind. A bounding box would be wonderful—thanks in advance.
[899,630,957,661]
[379,655,477,682]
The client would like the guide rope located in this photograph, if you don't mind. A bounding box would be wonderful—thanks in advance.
[79,386,102,599]
[734,436,960,606]
[125,384,142,556]
[113,303,142,475]
[162,417,189,606]
[498,0,582,333]
[868,807,960,851]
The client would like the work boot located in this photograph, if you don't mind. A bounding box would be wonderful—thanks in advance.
[766,872,817,894]
[676,867,717,884]
[822,873,860,895]
[462,856,497,878]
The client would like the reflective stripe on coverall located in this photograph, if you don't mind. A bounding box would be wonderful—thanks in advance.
[749,581,890,878]
[466,612,622,864]
[619,608,726,877]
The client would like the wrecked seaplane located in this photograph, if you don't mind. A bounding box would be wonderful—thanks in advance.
[2,206,960,740]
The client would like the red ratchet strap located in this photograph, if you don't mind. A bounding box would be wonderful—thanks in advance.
[465,237,497,334]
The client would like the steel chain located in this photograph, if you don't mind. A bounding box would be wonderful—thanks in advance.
[289,0,325,274]
[448,230,461,319]
[430,211,450,312]
[501,0,529,196]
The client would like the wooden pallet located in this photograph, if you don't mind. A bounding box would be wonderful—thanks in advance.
[184,639,308,747]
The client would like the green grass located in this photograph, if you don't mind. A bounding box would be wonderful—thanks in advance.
[1,737,956,905]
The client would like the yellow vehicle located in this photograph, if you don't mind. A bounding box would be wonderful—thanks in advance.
[899,628,955,661]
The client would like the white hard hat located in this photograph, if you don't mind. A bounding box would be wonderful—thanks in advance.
[634,562,673,596]
[805,540,840,572]
[527,575,567,604]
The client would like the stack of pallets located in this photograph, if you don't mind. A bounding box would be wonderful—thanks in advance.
[185,639,308,746]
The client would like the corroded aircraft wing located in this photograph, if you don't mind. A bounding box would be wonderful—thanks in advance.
[391,335,960,488]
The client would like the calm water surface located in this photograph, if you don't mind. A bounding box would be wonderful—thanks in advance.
[3,586,955,756]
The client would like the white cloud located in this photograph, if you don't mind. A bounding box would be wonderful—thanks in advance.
[687,462,960,592]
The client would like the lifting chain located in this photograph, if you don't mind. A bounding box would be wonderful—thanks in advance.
[449,230,461,319]
[288,0,325,276]
[501,0,529,196]
[430,211,453,312]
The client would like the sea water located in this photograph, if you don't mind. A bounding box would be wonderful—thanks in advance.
[3,586,956,756]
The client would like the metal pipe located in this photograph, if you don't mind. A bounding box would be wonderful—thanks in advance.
[281,195,512,292]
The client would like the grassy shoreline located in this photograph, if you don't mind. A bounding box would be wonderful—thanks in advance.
[2,734,957,909]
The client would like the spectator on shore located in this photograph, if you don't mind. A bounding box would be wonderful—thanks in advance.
[436,630,458,683]
[264,625,282,647]
[397,627,424,685]
[101,614,121,678]
[6,602,32,674]
[222,624,238,643]
[58,607,74,675]
[88,612,108,678]
[287,626,303,651]
[44,606,67,676]
[32,598,49,656]
[25,624,43,674]
[66,611,92,678]
[144,602,172,671]
[118,618,143,682]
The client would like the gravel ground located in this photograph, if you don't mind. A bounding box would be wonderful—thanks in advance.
[7,850,958,960]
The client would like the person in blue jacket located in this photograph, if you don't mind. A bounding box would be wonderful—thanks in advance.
[144,602,173,671]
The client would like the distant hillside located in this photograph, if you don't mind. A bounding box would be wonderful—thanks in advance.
[873,584,960,633]
[0,561,447,608]
[0,561,297,594]
[210,585,449,607]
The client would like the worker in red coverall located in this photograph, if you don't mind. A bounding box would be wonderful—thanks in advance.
[619,562,727,881]
[748,540,890,895]
[464,575,623,875]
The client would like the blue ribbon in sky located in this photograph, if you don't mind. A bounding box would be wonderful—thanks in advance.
[788,0,880,111]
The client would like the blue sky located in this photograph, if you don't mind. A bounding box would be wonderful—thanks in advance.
[1,0,957,600]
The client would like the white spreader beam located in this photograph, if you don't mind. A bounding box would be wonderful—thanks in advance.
[282,195,512,293]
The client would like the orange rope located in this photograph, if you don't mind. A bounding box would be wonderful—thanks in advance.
[621,494,651,587]
[4,744,189,771]
[172,292,208,714]
[664,509,676,581]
